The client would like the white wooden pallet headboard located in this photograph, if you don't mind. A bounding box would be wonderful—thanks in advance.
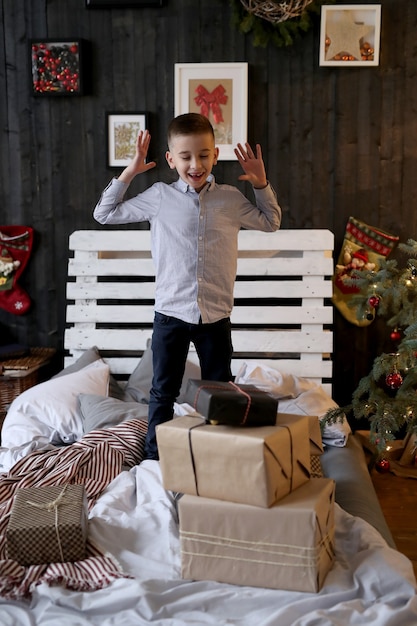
[65,229,334,395]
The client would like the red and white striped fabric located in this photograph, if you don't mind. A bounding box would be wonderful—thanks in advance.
[0,418,147,599]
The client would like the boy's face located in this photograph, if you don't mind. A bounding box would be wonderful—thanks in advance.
[166,132,219,193]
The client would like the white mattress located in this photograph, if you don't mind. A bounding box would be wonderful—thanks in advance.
[1,461,416,626]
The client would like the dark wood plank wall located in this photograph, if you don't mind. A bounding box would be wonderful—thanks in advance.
[1,0,416,412]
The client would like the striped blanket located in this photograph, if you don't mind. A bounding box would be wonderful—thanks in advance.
[0,419,147,600]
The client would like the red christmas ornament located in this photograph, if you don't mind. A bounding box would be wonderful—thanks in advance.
[390,329,401,341]
[368,295,380,308]
[385,371,403,389]
[375,458,390,473]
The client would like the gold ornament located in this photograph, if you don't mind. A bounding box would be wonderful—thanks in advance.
[325,10,372,62]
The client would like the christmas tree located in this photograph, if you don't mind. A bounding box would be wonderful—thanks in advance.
[323,239,417,458]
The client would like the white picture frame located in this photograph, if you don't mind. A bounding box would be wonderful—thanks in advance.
[319,4,381,67]
[107,112,148,168]
[174,62,248,161]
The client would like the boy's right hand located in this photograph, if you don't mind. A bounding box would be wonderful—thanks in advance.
[118,130,157,183]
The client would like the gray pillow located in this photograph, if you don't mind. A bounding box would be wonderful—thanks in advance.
[125,340,201,404]
[78,393,149,433]
[53,346,130,401]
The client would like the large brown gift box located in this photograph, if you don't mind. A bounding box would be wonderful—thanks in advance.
[184,379,278,426]
[156,414,311,507]
[276,412,323,456]
[276,412,324,477]
[178,477,335,593]
[6,484,88,565]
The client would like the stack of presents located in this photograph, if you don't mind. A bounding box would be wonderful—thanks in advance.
[156,379,336,593]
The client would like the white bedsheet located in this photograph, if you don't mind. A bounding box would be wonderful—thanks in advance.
[0,461,416,626]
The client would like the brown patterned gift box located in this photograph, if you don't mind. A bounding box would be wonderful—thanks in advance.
[6,484,88,565]
[178,478,336,593]
[156,414,311,507]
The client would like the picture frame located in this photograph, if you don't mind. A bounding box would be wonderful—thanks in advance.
[174,62,248,161]
[86,0,164,6]
[319,5,381,67]
[30,39,85,96]
[107,112,148,168]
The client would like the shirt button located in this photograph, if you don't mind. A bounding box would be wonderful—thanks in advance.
[200,215,204,219]
[199,236,203,240]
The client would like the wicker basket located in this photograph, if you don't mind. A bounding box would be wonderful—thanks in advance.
[0,347,56,424]
[239,0,315,24]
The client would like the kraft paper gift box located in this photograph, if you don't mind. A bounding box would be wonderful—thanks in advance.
[276,412,324,477]
[6,483,88,565]
[156,414,311,507]
[178,477,335,593]
[184,379,278,426]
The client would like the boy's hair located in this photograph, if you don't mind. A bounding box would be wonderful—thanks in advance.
[167,113,214,146]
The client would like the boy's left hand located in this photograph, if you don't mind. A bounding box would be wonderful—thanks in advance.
[234,143,268,189]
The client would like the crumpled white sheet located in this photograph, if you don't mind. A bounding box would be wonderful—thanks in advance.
[0,461,416,626]
[234,361,352,447]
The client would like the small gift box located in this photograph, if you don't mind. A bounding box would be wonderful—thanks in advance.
[6,484,88,565]
[179,478,336,593]
[184,379,278,426]
[157,414,311,507]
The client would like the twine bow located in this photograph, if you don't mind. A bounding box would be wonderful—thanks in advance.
[194,84,228,124]
[26,485,72,563]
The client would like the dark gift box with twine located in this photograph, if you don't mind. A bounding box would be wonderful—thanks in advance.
[185,379,278,426]
[6,484,88,566]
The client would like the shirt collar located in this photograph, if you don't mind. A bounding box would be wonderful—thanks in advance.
[175,174,215,194]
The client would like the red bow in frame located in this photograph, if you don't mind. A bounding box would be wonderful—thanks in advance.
[194,84,228,124]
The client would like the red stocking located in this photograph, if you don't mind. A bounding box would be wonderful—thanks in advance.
[0,226,34,315]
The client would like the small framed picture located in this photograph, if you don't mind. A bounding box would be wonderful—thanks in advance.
[175,63,248,161]
[86,0,164,6]
[106,112,148,168]
[30,39,85,95]
[319,5,381,67]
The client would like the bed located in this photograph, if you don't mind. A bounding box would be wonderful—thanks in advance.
[0,228,416,625]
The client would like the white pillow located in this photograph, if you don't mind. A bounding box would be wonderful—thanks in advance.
[1,359,110,453]
[234,362,351,447]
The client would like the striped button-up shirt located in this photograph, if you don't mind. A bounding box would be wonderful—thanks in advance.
[93,176,281,324]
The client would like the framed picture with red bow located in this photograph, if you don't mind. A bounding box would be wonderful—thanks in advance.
[174,63,248,161]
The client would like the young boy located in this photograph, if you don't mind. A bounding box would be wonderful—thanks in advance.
[93,113,282,459]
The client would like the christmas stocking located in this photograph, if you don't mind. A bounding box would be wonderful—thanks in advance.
[332,216,399,326]
[0,226,34,315]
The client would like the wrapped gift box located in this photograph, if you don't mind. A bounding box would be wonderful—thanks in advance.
[156,414,310,507]
[6,483,88,565]
[276,412,324,457]
[276,413,323,475]
[179,477,335,593]
[184,379,278,426]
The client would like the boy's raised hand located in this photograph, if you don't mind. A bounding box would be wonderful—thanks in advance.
[234,142,268,189]
[119,130,156,183]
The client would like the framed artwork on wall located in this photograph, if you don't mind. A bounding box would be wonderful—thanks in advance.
[30,39,85,95]
[319,4,381,67]
[86,0,164,6]
[107,112,148,168]
[174,62,248,161]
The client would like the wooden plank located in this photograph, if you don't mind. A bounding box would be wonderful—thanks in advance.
[68,256,333,278]
[64,326,332,354]
[67,280,331,300]
[66,304,332,325]
[68,229,334,253]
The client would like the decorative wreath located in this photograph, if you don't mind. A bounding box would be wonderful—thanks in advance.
[231,0,334,47]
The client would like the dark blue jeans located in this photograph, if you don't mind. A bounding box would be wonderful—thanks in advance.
[144,312,233,460]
